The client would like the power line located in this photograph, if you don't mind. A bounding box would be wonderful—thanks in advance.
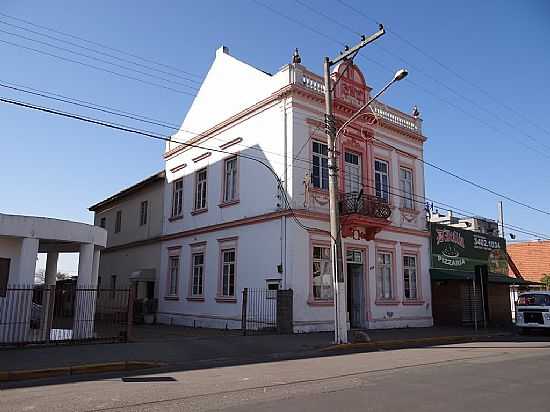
[0,11,202,79]
[296,0,550,156]
[0,37,197,97]
[336,0,550,141]
[0,80,324,171]
[7,68,549,221]
[0,27,199,91]
[0,95,328,238]
[254,0,550,161]
[0,19,202,86]
[360,180,550,241]
[2,93,547,241]
[0,80,182,129]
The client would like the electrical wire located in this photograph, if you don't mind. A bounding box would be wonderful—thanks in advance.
[0,28,199,91]
[0,95,329,238]
[0,19,202,85]
[0,38,197,97]
[0,11,202,79]
[3,78,549,235]
[297,0,550,156]
[336,0,550,140]
[254,0,550,160]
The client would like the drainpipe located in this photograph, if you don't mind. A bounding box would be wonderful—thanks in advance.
[282,96,289,289]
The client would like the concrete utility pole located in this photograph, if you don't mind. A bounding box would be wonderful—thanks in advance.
[498,201,505,238]
[323,26,385,344]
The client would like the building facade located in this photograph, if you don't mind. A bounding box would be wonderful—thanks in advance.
[158,46,433,332]
[430,211,500,237]
[89,171,165,301]
[428,222,518,327]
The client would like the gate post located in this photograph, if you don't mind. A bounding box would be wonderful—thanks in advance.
[126,286,135,342]
[277,289,293,334]
[44,285,56,343]
[241,288,248,336]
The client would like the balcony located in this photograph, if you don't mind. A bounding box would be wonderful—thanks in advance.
[339,192,392,240]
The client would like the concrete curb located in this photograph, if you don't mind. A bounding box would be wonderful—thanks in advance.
[320,333,513,352]
[0,361,162,382]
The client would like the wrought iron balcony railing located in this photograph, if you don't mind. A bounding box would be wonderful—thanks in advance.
[339,192,392,220]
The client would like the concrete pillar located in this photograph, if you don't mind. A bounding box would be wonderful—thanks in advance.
[76,243,94,287]
[91,248,100,288]
[44,252,59,286]
[0,237,39,343]
[15,237,39,286]
[42,252,59,341]
[73,243,96,339]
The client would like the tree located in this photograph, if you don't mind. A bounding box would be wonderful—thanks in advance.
[541,274,550,290]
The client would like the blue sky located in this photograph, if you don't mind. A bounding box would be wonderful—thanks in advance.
[1,0,549,274]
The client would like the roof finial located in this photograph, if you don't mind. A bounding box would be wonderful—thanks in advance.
[412,105,420,118]
[292,48,301,64]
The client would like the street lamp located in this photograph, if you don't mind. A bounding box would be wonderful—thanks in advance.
[324,55,408,344]
[336,68,408,139]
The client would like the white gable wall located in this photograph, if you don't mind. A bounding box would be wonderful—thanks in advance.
[173,47,278,144]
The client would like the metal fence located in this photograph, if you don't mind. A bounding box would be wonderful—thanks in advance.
[241,288,293,335]
[0,285,131,347]
[241,288,277,335]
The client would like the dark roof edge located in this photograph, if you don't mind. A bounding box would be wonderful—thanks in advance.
[89,170,165,212]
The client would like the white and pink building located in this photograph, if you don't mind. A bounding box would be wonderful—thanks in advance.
[159,46,433,332]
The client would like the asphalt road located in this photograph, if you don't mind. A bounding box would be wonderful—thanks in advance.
[1,340,549,411]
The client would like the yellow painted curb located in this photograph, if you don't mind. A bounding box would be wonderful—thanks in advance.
[5,367,69,381]
[1,361,162,382]
[70,362,127,375]
[320,334,511,352]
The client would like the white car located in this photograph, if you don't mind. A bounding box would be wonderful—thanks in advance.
[515,291,550,332]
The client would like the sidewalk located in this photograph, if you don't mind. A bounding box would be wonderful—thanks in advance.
[0,325,517,379]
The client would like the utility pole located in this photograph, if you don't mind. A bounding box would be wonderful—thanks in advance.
[323,26,385,344]
[498,201,505,238]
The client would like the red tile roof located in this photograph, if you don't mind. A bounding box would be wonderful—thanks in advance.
[507,241,550,283]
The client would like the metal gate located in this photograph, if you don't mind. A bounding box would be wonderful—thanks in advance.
[0,285,132,347]
[462,282,484,326]
[241,288,293,335]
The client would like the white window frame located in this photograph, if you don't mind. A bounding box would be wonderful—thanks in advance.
[167,255,179,297]
[374,159,390,203]
[399,167,414,210]
[376,251,393,300]
[344,151,362,194]
[140,200,148,226]
[171,178,184,218]
[312,141,329,190]
[403,254,418,300]
[312,245,333,300]
[191,251,205,297]
[220,247,236,297]
[194,168,208,211]
[223,157,238,203]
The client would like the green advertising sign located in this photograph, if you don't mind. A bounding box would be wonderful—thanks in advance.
[431,223,508,274]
